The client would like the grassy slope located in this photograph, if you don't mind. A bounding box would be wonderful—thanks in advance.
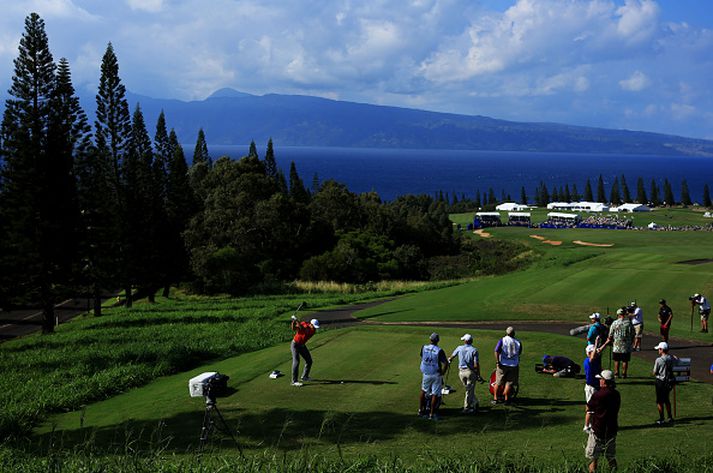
[38,326,713,466]
[358,223,713,342]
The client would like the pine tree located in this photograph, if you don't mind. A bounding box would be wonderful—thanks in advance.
[487,188,496,205]
[153,110,170,194]
[0,13,64,333]
[520,186,527,205]
[609,176,620,204]
[289,161,309,203]
[584,179,593,201]
[596,175,606,203]
[650,179,661,207]
[680,179,691,206]
[636,177,647,204]
[571,183,580,201]
[540,182,550,205]
[551,187,559,202]
[264,138,278,181]
[475,189,481,208]
[564,184,571,202]
[248,140,258,159]
[703,184,712,208]
[621,175,631,202]
[94,42,133,306]
[663,179,674,206]
[189,128,211,200]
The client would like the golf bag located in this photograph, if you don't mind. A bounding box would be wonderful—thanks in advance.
[489,369,518,399]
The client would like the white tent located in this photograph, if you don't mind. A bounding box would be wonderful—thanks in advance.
[647,222,658,229]
[496,202,529,211]
[612,203,651,213]
[547,212,579,220]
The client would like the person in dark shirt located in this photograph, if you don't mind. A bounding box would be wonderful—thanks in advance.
[657,299,673,343]
[584,370,621,473]
[542,355,580,377]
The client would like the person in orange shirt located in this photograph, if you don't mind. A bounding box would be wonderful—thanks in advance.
[290,316,320,386]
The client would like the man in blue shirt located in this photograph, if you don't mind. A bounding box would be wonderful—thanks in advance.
[584,344,602,404]
[419,333,449,420]
[449,333,480,413]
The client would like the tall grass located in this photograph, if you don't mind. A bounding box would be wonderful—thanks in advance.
[291,279,461,294]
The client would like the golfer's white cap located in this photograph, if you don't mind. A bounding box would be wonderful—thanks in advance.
[460,333,473,342]
[310,318,320,329]
[655,342,669,351]
[629,301,637,307]
[693,293,700,299]
[596,370,614,381]
[589,312,600,320]
[586,344,596,354]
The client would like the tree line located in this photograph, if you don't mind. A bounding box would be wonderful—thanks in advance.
[1,14,521,333]
[437,174,711,213]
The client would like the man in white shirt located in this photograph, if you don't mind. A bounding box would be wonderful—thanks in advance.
[628,302,643,352]
[690,294,710,333]
[493,326,522,405]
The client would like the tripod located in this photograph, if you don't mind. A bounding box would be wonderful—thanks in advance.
[198,396,243,455]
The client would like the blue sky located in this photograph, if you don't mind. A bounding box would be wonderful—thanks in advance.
[1,0,712,139]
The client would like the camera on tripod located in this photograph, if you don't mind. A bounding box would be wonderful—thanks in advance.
[188,372,230,404]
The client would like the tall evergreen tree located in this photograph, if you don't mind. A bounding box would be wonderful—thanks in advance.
[584,179,593,201]
[551,187,559,202]
[620,175,631,202]
[289,161,310,203]
[153,110,170,191]
[609,176,621,204]
[248,140,258,159]
[475,188,481,208]
[650,179,661,207]
[487,187,496,205]
[539,182,550,205]
[680,179,691,206]
[189,128,211,200]
[264,138,278,181]
[703,184,712,208]
[571,183,580,201]
[520,186,527,205]
[94,42,133,306]
[0,13,66,333]
[564,184,571,202]
[636,177,647,204]
[596,175,606,203]
[662,179,673,206]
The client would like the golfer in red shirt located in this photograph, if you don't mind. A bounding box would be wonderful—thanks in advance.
[290,317,320,386]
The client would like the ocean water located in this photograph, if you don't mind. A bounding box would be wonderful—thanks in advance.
[200,145,713,203]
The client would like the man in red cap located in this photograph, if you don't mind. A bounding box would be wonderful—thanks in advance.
[290,316,320,387]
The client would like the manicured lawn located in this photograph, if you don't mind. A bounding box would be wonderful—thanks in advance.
[37,326,713,468]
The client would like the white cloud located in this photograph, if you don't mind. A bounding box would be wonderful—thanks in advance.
[619,70,650,91]
[126,0,164,13]
[671,103,695,120]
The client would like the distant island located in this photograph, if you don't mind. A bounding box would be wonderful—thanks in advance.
[4,87,713,156]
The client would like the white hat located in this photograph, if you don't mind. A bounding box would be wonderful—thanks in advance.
[505,326,515,336]
[616,308,626,316]
[586,344,596,354]
[654,341,668,351]
[460,334,473,342]
[596,370,614,381]
[589,312,600,320]
[310,318,320,329]
[693,293,700,299]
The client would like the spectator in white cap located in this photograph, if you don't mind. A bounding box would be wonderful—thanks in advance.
[584,369,620,472]
[449,333,480,413]
[289,316,320,386]
[627,301,644,352]
[583,344,602,403]
[690,293,710,333]
[653,341,676,425]
[587,313,607,347]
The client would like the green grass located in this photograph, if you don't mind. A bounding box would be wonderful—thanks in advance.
[34,326,713,469]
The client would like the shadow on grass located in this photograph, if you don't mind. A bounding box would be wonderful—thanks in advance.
[31,401,579,454]
[301,378,397,386]
[81,315,251,330]
[356,309,412,320]
[620,415,713,431]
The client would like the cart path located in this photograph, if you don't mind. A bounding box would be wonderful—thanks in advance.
[309,301,713,384]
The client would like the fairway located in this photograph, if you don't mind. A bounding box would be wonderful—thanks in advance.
[38,325,713,467]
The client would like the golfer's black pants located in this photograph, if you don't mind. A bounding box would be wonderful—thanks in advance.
[291,340,312,382]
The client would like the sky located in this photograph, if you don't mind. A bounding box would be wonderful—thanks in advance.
[1,0,712,139]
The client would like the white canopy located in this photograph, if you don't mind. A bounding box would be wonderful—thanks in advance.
[647,222,658,229]
[613,203,651,213]
[496,202,529,211]
[509,212,531,217]
[476,212,501,217]
[547,212,579,220]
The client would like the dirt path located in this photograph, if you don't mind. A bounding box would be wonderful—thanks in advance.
[308,302,713,384]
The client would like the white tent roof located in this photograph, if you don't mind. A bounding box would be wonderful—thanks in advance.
[648,222,658,229]
[496,202,529,211]
[616,203,651,212]
[476,212,501,217]
[547,212,579,219]
[509,212,531,217]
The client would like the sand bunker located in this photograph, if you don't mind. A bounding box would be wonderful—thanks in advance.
[529,235,546,240]
[542,240,562,246]
[573,240,614,248]
[474,229,492,238]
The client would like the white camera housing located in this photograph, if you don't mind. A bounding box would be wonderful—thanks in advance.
[188,371,218,398]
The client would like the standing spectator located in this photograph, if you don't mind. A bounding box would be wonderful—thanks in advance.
[599,308,634,378]
[587,313,607,346]
[690,294,710,333]
[290,317,320,387]
[419,333,449,420]
[493,326,522,405]
[653,342,676,425]
[449,333,480,414]
[584,370,621,473]
[658,299,673,343]
[583,344,602,404]
[628,301,644,351]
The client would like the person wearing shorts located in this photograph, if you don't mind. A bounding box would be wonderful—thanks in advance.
[493,326,522,405]
[584,370,620,473]
[419,332,448,420]
[628,302,643,351]
[690,293,710,333]
[599,308,634,378]
[653,341,675,425]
